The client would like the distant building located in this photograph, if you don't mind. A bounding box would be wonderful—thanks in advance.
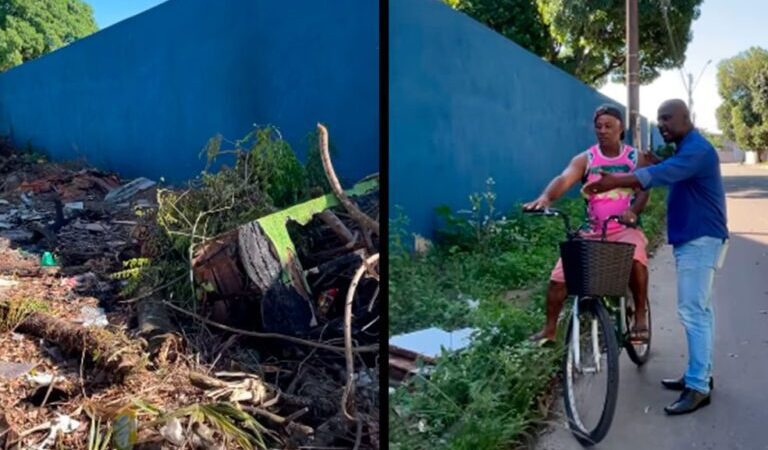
[721,139,746,163]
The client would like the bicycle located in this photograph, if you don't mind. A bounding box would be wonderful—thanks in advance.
[524,208,652,446]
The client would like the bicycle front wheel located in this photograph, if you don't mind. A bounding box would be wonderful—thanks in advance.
[562,297,619,446]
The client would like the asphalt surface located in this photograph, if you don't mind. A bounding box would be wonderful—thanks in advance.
[536,164,768,450]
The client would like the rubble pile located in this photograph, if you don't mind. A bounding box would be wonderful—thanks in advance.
[0,124,379,449]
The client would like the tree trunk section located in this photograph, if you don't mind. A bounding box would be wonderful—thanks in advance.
[1,305,143,381]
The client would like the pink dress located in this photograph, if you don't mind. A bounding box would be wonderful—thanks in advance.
[549,144,649,283]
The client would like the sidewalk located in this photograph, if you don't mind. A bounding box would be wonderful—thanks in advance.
[536,163,768,450]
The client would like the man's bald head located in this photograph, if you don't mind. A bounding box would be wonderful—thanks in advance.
[657,99,693,144]
[659,99,691,117]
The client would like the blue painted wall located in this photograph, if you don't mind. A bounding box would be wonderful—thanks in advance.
[390,0,652,238]
[0,0,378,184]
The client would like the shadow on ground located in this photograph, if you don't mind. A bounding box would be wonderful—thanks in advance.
[722,168,768,199]
[534,232,768,449]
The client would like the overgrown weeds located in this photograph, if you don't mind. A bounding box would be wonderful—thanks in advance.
[389,182,668,449]
[117,124,336,307]
[0,298,49,332]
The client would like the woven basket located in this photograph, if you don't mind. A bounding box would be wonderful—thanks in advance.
[559,239,636,297]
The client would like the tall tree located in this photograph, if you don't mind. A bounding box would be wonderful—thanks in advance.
[444,0,703,87]
[0,0,97,71]
[716,47,768,153]
[445,0,555,59]
[539,0,702,86]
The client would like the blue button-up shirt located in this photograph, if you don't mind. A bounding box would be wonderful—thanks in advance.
[634,129,728,246]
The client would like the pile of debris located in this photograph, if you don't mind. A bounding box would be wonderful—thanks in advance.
[0,125,380,449]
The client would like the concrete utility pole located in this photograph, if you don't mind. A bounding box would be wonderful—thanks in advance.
[626,0,640,149]
[688,72,695,118]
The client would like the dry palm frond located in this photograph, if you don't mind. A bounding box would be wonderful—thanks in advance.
[169,402,272,450]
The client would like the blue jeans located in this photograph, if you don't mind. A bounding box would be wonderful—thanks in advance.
[673,236,728,394]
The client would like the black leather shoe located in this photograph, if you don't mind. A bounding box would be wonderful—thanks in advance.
[664,388,711,415]
[661,376,714,391]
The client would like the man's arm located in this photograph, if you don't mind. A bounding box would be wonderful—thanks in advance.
[639,148,661,166]
[634,144,707,188]
[618,153,651,223]
[523,153,588,210]
[586,144,706,193]
[582,171,642,194]
[631,182,650,211]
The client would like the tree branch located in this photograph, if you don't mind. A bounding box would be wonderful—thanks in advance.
[317,124,380,236]
[160,299,379,354]
[341,254,379,422]
[589,55,626,85]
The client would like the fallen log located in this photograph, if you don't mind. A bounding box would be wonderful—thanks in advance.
[137,296,180,364]
[137,297,176,339]
[0,302,144,381]
[192,179,378,335]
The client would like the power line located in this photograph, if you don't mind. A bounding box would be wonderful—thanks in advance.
[659,0,711,124]
[693,59,712,92]
[658,0,690,91]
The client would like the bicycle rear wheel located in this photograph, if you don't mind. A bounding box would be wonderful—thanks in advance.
[562,297,619,446]
[625,295,652,366]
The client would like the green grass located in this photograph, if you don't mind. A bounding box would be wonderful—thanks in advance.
[389,187,668,450]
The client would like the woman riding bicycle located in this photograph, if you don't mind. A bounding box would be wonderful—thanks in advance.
[524,104,651,345]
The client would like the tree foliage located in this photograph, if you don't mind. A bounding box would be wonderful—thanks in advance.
[716,47,768,152]
[0,0,97,71]
[445,0,555,58]
[700,129,724,150]
[444,0,702,87]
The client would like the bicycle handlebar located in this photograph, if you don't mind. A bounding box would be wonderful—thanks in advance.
[523,208,637,241]
[523,207,576,239]
[522,207,561,216]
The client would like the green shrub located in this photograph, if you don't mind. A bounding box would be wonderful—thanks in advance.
[389,184,668,449]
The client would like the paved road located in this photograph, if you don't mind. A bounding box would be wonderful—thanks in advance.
[536,164,768,450]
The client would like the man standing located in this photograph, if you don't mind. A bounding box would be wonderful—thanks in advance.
[584,99,728,415]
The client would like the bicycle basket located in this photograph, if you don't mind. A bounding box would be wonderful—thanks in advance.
[559,239,636,297]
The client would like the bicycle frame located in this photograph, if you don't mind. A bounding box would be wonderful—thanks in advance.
[525,206,649,445]
[570,295,627,372]
[523,207,633,371]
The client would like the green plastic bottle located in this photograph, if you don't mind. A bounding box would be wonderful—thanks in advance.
[40,252,57,267]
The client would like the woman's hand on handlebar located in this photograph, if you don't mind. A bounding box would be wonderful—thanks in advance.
[523,196,551,211]
[619,210,638,227]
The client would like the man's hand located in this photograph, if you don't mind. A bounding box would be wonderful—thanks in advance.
[641,148,662,166]
[620,209,638,226]
[523,196,551,211]
[583,171,618,195]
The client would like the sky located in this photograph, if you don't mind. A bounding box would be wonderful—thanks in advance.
[87,0,168,29]
[599,0,768,133]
